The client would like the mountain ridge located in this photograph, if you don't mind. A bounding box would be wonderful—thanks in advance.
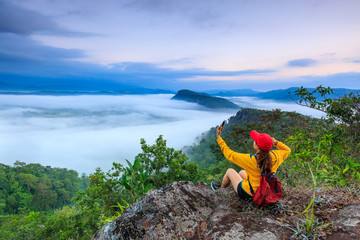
[171,89,240,109]
[204,87,359,102]
[0,73,357,102]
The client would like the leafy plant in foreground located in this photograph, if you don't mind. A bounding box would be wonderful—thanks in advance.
[136,135,204,188]
[289,164,330,239]
[293,85,360,139]
[120,158,152,204]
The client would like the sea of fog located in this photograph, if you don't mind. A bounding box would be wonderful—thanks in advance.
[226,96,325,118]
[0,94,324,174]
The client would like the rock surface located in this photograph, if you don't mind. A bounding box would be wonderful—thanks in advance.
[328,204,360,240]
[93,181,360,240]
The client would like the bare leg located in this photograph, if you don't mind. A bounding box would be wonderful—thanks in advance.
[221,168,243,193]
[239,170,247,180]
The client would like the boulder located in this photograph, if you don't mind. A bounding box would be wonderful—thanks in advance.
[93,181,360,240]
[328,204,360,240]
[93,181,291,239]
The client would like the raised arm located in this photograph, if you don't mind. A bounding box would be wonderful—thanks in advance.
[217,137,253,169]
[272,137,291,161]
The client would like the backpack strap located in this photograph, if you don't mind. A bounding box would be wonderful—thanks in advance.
[248,176,255,195]
[248,152,279,195]
[261,173,276,178]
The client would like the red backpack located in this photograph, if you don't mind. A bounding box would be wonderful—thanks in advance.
[249,174,283,207]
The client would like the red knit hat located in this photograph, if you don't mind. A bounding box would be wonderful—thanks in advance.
[250,130,273,151]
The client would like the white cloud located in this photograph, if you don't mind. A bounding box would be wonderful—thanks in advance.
[0,94,328,174]
[0,94,233,173]
[227,96,326,118]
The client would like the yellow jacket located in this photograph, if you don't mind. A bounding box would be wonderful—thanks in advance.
[217,137,291,196]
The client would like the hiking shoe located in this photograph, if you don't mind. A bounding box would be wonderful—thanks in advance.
[211,182,221,191]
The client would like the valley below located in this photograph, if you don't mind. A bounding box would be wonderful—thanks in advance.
[0,93,324,174]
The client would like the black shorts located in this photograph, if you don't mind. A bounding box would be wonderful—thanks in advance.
[237,181,253,200]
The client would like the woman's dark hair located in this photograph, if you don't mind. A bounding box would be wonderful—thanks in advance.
[256,149,273,175]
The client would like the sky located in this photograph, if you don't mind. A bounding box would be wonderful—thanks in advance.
[0,0,359,91]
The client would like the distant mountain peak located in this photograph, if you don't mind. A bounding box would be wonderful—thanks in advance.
[204,87,359,102]
[172,89,240,110]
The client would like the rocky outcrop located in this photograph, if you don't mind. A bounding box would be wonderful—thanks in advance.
[328,204,360,240]
[93,181,360,240]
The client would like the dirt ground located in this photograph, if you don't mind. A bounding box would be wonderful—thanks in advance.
[221,185,360,239]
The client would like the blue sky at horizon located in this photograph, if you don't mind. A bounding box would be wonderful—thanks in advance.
[0,0,359,91]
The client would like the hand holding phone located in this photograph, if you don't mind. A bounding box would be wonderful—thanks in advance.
[221,120,226,127]
[217,120,226,138]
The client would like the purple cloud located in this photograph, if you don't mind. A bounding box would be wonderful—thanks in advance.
[344,57,360,63]
[287,58,317,67]
[0,1,95,37]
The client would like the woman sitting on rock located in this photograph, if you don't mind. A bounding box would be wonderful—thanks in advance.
[211,126,291,200]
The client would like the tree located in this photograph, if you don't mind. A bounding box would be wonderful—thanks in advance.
[1,162,87,214]
[72,168,123,233]
[32,182,57,211]
[6,195,18,214]
[18,173,37,193]
[136,135,203,188]
[282,86,360,186]
[292,85,360,138]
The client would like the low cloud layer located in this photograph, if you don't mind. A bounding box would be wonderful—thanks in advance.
[0,94,327,174]
[228,96,326,119]
[0,94,233,173]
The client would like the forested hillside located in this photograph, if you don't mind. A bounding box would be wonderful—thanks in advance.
[186,86,360,189]
[1,86,359,239]
[0,162,89,215]
[0,137,203,239]
[184,108,315,169]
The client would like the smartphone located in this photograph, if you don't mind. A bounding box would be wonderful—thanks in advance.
[221,120,226,127]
